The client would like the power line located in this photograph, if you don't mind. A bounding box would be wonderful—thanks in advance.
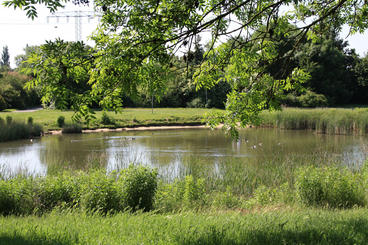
[47,10,101,41]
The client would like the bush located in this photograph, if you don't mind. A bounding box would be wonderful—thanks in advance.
[37,174,79,213]
[155,175,206,212]
[62,124,82,134]
[281,91,328,107]
[298,91,328,107]
[186,98,205,108]
[27,117,33,125]
[211,186,241,209]
[57,116,65,128]
[80,171,120,214]
[101,112,114,125]
[0,166,158,216]
[0,71,40,110]
[295,166,365,208]
[183,175,205,206]
[6,116,12,125]
[119,165,158,212]
[0,95,7,111]
[0,181,15,215]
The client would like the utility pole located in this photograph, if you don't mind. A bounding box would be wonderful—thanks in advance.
[47,10,100,42]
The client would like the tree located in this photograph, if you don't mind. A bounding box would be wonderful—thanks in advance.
[5,0,368,135]
[0,46,10,71]
[15,45,41,70]
[22,39,95,122]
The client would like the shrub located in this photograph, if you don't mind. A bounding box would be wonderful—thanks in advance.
[183,175,205,206]
[80,171,120,214]
[57,116,65,128]
[6,116,12,125]
[101,112,114,125]
[295,166,365,208]
[118,165,158,212]
[0,95,7,111]
[9,177,37,215]
[0,166,159,216]
[155,175,206,212]
[211,186,241,209]
[0,71,40,110]
[27,117,33,125]
[298,91,328,107]
[37,174,79,213]
[62,124,82,134]
[0,181,15,215]
[186,97,205,108]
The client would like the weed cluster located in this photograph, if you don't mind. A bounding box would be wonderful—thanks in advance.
[0,116,43,142]
[155,163,368,211]
[295,166,366,208]
[61,123,82,134]
[260,108,368,135]
[0,165,158,216]
[57,116,65,128]
[100,112,115,125]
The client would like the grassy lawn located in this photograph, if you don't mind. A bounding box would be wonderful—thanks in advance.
[0,108,222,131]
[1,208,368,244]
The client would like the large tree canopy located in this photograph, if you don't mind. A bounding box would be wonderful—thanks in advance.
[4,0,368,136]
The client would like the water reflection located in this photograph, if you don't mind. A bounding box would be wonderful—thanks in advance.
[0,128,367,177]
[0,140,47,176]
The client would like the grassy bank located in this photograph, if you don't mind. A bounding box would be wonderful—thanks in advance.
[1,162,368,243]
[0,108,220,131]
[1,162,367,215]
[3,107,368,136]
[1,208,368,244]
[260,107,368,135]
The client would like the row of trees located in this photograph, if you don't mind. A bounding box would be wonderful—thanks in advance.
[4,0,368,133]
[13,29,368,112]
[2,30,368,113]
[0,46,40,110]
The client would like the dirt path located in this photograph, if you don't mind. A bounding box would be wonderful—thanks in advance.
[12,107,43,113]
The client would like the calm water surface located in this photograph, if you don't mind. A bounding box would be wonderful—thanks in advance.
[0,128,367,176]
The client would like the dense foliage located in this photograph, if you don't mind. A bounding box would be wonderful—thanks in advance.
[4,0,368,134]
[0,71,40,111]
[0,166,158,215]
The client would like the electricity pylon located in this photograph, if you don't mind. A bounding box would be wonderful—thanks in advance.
[47,10,100,41]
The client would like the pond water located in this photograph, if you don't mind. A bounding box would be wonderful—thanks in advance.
[0,128,367,177]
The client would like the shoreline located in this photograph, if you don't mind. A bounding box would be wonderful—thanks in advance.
[46,124,222,135]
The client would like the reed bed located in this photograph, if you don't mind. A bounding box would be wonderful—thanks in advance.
[0,117,42,142]
[260,108,368,135]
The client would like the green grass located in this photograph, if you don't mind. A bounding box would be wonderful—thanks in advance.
[1,208,368,244]
[260,107,368,135]
[0,108,221,131]
[4,107,368,135]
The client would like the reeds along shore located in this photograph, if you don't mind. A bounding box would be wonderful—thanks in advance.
[260,108,368,135]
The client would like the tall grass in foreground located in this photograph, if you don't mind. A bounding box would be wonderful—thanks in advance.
[2,155,364,215]
[1,209,368,244]
[260,108,368,135]
[0,166,157,215]
[0,116,42,142]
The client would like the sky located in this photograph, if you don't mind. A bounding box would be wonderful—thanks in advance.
[0,2,100,68]
[0,2,367,68]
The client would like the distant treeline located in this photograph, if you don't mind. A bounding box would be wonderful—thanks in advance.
[2,29,368,111]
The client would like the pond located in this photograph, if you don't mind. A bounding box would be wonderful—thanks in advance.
[0,128,367,178]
